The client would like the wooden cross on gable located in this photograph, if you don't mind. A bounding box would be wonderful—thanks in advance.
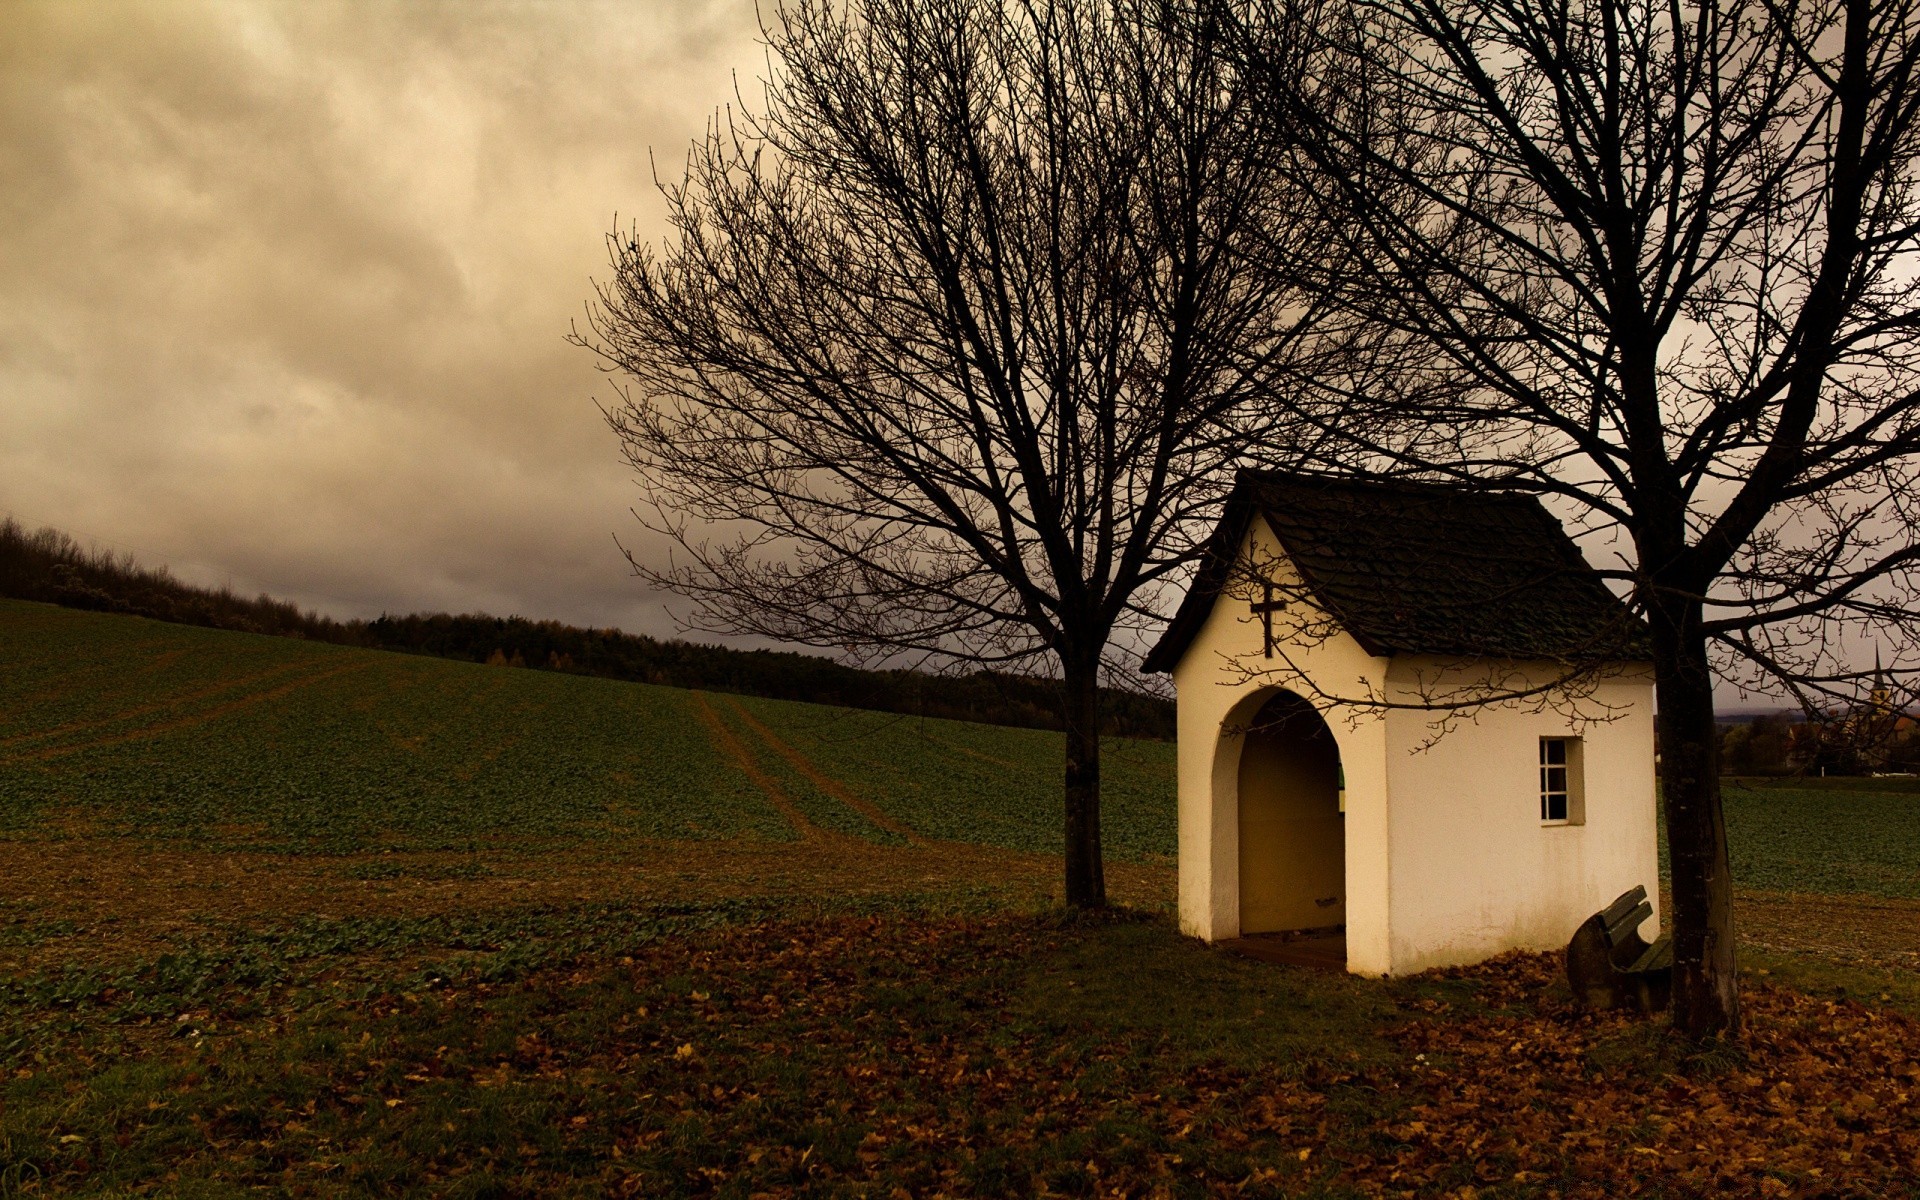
[1250,579,1286,659]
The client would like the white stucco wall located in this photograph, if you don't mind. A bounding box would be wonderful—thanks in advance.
[1381,659,1658,973]
[1172,517,1393,974]
[1169,515,1659,977]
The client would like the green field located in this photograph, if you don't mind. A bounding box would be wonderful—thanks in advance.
[1720,777,1920,899]
[0,598,1176,859]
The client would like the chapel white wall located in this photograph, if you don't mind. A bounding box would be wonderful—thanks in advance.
[1171,517,1394,974]
[1381,660,1659,973]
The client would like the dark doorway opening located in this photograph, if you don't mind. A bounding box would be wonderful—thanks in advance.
[1236,689,1345,938]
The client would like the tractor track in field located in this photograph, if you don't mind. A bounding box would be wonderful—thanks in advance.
[719,696,931,847]
[691,691,829,842]
[0,661,370,765]
[7,648,190,716]
[911,730,1024,771]
[0,656,328,753]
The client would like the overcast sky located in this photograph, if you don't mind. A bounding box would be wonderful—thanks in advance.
[1,0,762,636]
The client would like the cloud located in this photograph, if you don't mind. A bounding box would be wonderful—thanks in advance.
[0,0,761,634]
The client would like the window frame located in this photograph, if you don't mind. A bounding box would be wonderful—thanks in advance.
[1539,736,1586,826]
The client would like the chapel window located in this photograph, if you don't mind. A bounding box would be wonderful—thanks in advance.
[1540,737,1585,825]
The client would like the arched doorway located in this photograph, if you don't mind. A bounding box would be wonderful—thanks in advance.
[1237,690,1345,935]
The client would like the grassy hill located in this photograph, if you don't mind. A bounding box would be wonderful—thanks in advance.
[0,598,1177,860]
[10,595,1920,897]
[0,516,1177,740]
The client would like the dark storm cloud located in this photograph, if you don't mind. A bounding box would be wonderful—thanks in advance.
[0,0,760,633]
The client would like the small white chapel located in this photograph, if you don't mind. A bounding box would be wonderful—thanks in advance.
[1143,472,1660,976]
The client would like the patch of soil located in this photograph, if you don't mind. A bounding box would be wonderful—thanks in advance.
[0,835,1174,972]
[1733,887,1920,971]
[6,832,1904,983]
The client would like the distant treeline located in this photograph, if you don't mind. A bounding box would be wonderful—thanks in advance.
[0,518,1175,739]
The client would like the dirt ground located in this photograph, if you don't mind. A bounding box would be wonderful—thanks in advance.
[4,832,1913,978]
[0,835,1173,971]
[1732,887,1920,972]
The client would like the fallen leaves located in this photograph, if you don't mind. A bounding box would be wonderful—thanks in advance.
[7,911,1919,1197]
[1352,951,1920,1197]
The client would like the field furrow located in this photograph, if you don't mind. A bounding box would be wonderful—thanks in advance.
[719,694,929,846]
[691,690,821,842]
[1,660,371,765]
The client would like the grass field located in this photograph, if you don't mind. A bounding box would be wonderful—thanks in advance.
[5,598,1920,1197]
[0,598,1175,859]
[1720,776,1920,899]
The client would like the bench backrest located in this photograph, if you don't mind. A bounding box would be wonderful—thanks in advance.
[1598,885,1652,951]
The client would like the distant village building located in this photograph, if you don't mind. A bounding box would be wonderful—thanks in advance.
[1789,650,1916,775]
[1144,473,1659,975]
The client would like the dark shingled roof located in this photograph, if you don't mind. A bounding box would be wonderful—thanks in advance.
[1142,472,1650,673]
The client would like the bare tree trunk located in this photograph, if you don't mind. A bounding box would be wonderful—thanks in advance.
[1062,656,1107,908]
[1649,591,1739,1038]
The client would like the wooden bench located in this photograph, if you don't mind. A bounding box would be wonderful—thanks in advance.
[1565,885,1673,1013]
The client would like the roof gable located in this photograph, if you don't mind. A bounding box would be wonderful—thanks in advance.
[1142,472,1650,673]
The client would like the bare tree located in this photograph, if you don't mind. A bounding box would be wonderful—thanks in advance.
[577,0,1348,906]
[1243,0,1920,1035]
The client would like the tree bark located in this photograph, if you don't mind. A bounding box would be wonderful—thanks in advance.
[1648,590,1740,1038]
[1062,658,1107,908]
